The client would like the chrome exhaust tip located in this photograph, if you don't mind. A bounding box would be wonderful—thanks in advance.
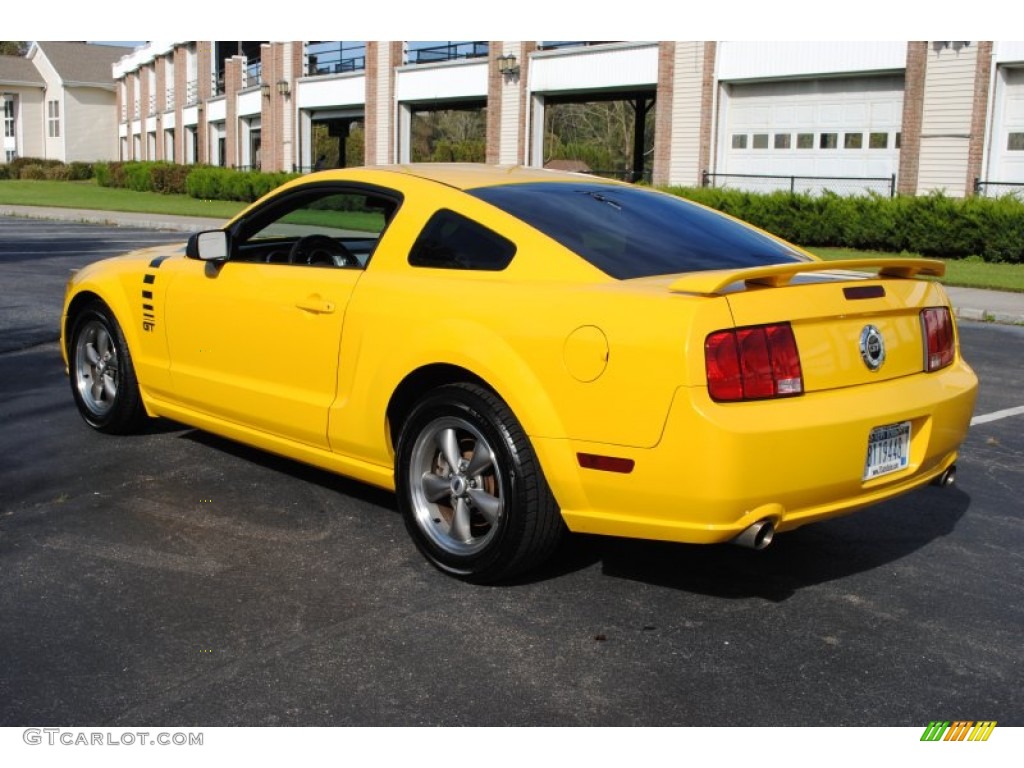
[732,520,775,550]
[932,465,956,488]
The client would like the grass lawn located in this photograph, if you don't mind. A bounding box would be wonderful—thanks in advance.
[0,180,245,220]
[801,248,1024,293]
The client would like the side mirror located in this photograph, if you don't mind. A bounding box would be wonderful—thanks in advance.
[186,230,230,261]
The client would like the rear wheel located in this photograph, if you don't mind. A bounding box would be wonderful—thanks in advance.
[68,302,146,434]
[395,383,564,583]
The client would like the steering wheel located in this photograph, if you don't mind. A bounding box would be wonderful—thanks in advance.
[287,234,357,267]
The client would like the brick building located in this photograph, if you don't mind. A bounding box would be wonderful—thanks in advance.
[112,41,1024,196]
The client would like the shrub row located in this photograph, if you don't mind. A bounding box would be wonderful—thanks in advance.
[184,166,299,202]
[663,187,1024,264]
[0,158,94,181]
[94,161,299,203]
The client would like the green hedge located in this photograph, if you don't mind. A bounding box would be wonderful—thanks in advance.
[93,161,299,203]
[663,187,1024,264]
[1,157,93,181]
[185,166,299,202]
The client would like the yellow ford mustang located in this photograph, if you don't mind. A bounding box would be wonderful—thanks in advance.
[61,164,978,582]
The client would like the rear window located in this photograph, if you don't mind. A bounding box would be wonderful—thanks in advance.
[468,182,807,279]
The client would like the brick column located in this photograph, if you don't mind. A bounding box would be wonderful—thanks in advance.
[365,42,402,165]
[128,72,139,160]
[272,43,287,171]
[652,42,676,185]
[197,42,212,164]
[174,46,186,162]
[259,43,276,171]
[966,41,993,195]
[898,41,927,196]
[155,59,166,160]
[140,67,150,159]
[286,42,302,171]
[225,56,243,167]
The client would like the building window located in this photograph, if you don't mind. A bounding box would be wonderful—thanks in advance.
[844,133,863,149]
[796,133,814,149]
[1008,132,1024,151]
[3,98,14,138]
[47,99,60,138]
[774,133,791,149]
[5,150,16,163]
[731,134,747,149]
[752,133,769,149]
[895,132,901,149]
[820,133,838,149]
[869,132,889,149]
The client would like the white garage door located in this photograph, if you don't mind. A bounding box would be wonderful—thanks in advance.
[986,66,1024,190]
[719,76,904,195]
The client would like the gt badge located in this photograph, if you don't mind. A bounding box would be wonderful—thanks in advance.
[859,325,885,371]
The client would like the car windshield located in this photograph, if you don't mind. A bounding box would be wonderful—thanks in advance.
[468,182,808,279]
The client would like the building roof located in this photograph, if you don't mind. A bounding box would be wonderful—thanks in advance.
[33,42,125,87]
[0,55,45,87]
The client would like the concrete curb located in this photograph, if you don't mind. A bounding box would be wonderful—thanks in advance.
[0,205,228,233]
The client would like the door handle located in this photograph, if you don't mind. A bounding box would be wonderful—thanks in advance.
[295,295,336,314]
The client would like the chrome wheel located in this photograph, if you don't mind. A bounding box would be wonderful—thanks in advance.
[408,415,504,557]
[395,383,565,582]
[67,302,145,434]
[74,319,119,417]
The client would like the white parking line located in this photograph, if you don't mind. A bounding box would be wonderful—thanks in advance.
[971,405,1024,426]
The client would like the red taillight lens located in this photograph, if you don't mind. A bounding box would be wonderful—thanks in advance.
[705,323,803,402]
[921,307,955,372]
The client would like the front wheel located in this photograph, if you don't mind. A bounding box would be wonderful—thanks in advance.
[395,383,564,583]
[68,301,146,434]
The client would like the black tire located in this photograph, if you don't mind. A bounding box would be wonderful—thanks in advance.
[395,383,565,583]
[68,301,147,434]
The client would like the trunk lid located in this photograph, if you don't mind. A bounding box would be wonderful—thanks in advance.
[670,259,950,392]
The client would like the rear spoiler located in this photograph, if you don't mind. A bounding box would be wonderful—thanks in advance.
[667,258,946,296]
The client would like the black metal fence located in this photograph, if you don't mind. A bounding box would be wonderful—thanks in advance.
[307,42,367,76]
[974,178,1024,198]
[406,41,488,65]
[588,168,652,184]
[702,171,897,198]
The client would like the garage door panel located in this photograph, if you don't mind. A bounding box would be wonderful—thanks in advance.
[722,75,903,189]
[987,66,1024,187]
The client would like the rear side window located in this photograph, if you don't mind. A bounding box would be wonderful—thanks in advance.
[408,209,516,271]
[469,182,806,279]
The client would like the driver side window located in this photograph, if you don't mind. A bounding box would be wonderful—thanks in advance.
[238,189,399,268]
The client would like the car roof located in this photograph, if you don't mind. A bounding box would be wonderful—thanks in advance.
[310,163,622,191]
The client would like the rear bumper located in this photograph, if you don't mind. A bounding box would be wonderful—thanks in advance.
[537,359,978,544]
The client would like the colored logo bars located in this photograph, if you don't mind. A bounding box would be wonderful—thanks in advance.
[920,721,997,741]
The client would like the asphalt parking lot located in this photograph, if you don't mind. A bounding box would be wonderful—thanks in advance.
[1,216,1022,726]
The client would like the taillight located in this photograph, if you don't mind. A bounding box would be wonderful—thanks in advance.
[705,323,803,402]
[921,307,955,372]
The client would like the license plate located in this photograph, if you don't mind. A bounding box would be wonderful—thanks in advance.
[864,422,911,480]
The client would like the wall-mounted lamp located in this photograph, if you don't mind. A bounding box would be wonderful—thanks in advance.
[496,54,520,77]
[260,82,271,98]
[276,80,290,97]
